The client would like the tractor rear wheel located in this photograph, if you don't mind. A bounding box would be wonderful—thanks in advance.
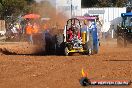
[55,34,64,55]
[56,34,63,45]
[117,36,127,47]
[83,42,90,55]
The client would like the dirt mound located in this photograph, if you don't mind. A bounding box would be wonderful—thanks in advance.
[0,42,45,55]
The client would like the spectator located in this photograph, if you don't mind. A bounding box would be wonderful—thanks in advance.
[15,23,22,41]
[33,22,39,33]
[26,22,33,44]
[81,20,89,41]
[32,22,40,44]
[42,22,49,32]
[11,24,18,40]
[44,29,52,54]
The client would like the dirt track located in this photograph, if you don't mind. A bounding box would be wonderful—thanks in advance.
[0,40,132,88]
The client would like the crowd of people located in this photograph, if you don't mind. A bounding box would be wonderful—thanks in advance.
[6,19,50,45]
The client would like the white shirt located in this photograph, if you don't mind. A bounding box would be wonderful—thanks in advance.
[11,27,18,33]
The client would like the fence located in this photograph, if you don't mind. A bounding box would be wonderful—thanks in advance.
[81,7,126,23]
[80,7,127,32]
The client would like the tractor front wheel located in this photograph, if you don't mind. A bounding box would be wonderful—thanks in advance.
[64,47,69,56]
[117,36,127,47]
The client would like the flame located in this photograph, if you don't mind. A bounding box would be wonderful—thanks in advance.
[81,68,87,77]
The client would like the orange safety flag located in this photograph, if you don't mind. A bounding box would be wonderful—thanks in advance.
[81,68,87,77]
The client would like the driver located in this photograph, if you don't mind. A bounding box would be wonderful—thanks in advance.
[73,22,81,38]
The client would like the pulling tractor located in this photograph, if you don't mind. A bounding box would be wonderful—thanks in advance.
[117,7,132,47]
[55,16,99,56]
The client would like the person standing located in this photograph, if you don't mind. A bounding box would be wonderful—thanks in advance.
[32,22,39,33]
[11,24,18,40]
[81,20,91,55]
[44,29,52,55]
[81,20,89,42]
[15,23,22,41]
[26,22,33,44]
[89,21,99,54]
[32,22,39,44]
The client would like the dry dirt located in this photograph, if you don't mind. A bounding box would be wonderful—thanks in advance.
[0,40,132,88]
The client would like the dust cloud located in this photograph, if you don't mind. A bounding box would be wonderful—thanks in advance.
[0,1,68,55]
[36,1,68,34]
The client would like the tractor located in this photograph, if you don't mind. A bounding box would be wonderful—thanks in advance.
[117,7,132,47]
[55,16,99,56]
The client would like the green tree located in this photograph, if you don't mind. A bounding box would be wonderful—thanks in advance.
[81,0,128,7]
[26,0,35,4]
[99,0,128,7]
[115,0,128,7]
[0,0,36,20]
[81,0,99,8]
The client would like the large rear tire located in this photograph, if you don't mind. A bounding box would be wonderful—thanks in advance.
[83,42,90,55]
[117,36,127,47]
[55,34,64,55]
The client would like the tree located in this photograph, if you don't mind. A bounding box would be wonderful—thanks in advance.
[81,0,129,7]
[0,0,36,20]
[115,0,128,7]
[98,0,112,7]
[81,0,99,8]
[26,0,36,4]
